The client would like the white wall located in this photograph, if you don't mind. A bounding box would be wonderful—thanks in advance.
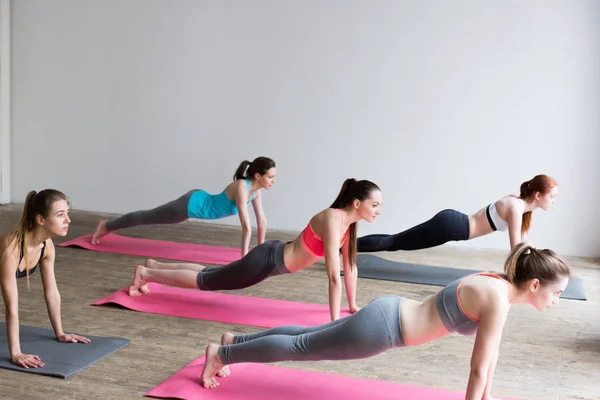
[0,0,10,204]
[10,0,600,258]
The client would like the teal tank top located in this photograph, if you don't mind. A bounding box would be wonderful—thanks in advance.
[187,179,255,219]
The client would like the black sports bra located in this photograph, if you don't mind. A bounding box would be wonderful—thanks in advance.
[15,240,47,279]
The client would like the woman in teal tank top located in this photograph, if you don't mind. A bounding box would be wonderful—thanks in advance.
[90,157,276,257]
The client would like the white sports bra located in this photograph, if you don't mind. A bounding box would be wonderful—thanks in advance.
[486,203,508,231]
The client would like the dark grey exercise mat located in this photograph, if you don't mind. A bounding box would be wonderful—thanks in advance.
[0,322,130,378]
[353,254,586,301]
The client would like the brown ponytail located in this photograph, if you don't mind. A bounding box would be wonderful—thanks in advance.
[503,242,570,288]
[330,179,380,268]
[5,191,37,289]
[233,157,276,181]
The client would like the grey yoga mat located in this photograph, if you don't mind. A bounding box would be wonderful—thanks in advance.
[0,322,129,378]
[353,254,586,301]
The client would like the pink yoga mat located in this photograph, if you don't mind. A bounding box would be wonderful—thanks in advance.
[145,356,520,400]
[57,233,240,265]
[94,283,349,328]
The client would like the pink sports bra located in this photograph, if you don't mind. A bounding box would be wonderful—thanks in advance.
[300,209,350,258]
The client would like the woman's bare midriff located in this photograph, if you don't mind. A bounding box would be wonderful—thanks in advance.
[468,207,495,240]
[400,297,449,346]
[282,239,321,273]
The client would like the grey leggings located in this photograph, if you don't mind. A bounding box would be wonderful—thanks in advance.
[219,295,405,365]
[197,240,289,291]
[105,191,194,231]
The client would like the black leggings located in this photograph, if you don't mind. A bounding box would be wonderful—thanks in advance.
[357,209,470,252]
[196,240,289,291]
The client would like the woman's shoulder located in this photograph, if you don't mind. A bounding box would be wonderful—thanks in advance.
[462,273,510,306]
[309,208,341,232]
[0,233,19,269]
[227,178,250,193]
[43,238,55,252]
[496,195,525,214]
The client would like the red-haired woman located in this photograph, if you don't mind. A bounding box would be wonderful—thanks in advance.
[358,174,558,251]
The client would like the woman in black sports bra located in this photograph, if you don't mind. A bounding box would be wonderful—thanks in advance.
[0,189,90,369]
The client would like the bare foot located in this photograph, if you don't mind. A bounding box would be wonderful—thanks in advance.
[91,220,109,245]
[200,344,224,389]
[138,259,156,293]
[216,365,230,378]
[221,332,235,345]
[216,333,235,377]
[128,265,150,297]
[139,283,150,294]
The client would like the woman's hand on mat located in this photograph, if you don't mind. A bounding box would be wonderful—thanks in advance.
[349,305,361,314]
[11,353,45,369]
[57,333,91,344]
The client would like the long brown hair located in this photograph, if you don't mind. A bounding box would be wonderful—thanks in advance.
[519,174,557,235]
[4,189,69,289]
[329,179,380,268]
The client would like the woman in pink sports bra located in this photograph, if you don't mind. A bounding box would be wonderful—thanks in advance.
[127,178,382,322]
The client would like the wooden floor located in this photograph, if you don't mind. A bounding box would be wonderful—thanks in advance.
[0,204,599,400]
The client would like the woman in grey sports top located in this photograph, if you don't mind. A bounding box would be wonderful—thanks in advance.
[199,242,570,400]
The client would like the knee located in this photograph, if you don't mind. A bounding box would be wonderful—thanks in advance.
[291,334,311,354]
[278,326,307,336]
[196,271,218,291]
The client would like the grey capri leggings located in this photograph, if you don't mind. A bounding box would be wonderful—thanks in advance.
[219,295,405,365]
[196,240,290,291]
[105,190,195,231]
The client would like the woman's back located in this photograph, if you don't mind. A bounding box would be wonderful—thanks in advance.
[400,273,510,346]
